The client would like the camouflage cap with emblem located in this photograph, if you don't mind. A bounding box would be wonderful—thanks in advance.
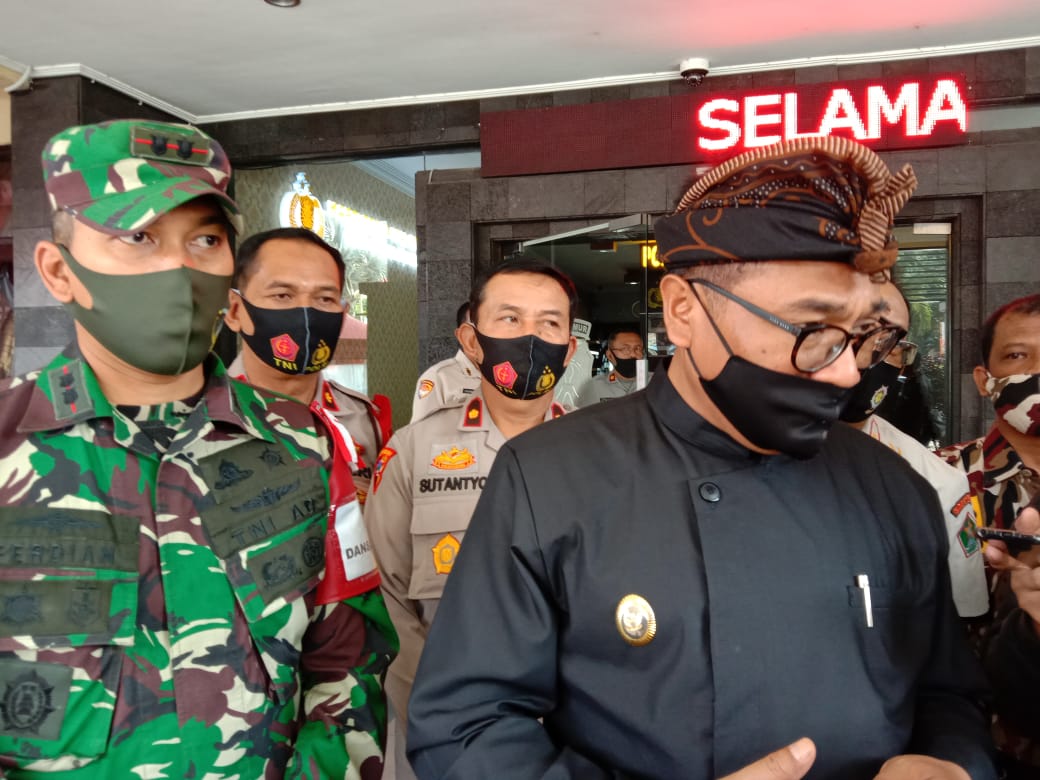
[41,119,243,235]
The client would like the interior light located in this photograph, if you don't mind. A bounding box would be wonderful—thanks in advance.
[265,0,300,6]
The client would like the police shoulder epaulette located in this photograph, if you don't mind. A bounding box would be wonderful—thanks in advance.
[320,381,341,412]
[463,397,483,428]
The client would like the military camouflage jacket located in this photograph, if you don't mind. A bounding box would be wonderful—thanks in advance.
[939,427,1040,530]
[940,427,1040,768]
[0,348,395,778]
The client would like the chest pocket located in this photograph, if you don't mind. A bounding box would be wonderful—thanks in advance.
[847,583,932,703]
[0,506,140,765]
[408,498,479,602]
[198,439,329,701]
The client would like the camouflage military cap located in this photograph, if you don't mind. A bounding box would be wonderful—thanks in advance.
[41,119,243,235]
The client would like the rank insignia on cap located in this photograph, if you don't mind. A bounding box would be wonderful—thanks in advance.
[463,398,483,428]
[615,594,657,646]
[130,124,213,166]
[418,378,435,399]
[432,533,461,575]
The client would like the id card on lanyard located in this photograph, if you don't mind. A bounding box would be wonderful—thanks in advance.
[311,384,382,603]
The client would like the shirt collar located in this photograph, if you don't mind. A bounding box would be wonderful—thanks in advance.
[18,346,274,444]
[455,388,566,450]
[646,369,762,462]
[977,426,1028,485]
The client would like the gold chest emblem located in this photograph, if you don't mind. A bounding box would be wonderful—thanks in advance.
[615,594,657,646]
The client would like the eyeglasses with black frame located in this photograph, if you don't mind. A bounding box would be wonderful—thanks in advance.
[687,278,907,374]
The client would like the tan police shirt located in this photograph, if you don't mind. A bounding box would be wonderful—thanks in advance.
[364,389,566,725]
[410,350,481,422]
[576,370,638,407]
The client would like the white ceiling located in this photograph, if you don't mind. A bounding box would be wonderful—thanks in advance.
[2,0,1039,124]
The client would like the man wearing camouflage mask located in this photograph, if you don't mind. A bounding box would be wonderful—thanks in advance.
[940,293,1040,779]
[0,120,394,778]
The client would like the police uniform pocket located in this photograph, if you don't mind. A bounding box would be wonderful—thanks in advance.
[847,583,931,701]
[408,501,472,602]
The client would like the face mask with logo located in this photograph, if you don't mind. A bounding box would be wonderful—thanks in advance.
[233,291,343,375]
[59,245,229,376]
[985,372,1040,436]
[839,361,902,424]
[474,329,569,400]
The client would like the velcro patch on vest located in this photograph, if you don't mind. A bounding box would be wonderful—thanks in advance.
[0,659,72,741]
[198,440,328,559]
[0,580,114,638]
[0,508,140,573]
[247,525,326,604]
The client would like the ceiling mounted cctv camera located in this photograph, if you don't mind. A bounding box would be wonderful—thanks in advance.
[679,57,710,86]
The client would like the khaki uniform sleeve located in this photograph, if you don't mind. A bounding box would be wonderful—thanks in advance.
[363,432,424,725]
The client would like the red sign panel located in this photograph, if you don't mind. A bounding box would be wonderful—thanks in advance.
[480,74,968,177]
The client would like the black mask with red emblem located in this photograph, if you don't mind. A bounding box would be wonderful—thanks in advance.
[474,329,569,400]
[234,291,343,376]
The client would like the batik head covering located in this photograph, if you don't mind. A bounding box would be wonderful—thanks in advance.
[654,137,917,275]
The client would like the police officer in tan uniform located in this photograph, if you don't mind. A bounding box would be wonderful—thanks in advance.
[410,302,480,423]
[576,328,644,407]
[365,260,576,774]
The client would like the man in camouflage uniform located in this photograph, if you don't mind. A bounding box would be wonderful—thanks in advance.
[939,293,1040,778]
[0,119,394,778]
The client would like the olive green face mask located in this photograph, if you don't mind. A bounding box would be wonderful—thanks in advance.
[58,245,231,376]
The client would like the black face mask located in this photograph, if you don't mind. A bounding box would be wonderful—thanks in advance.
[235,293,343,376]
[474,329,569,400]
[839,361,902,424]
[612,356,638,378]
[694,352,849,459]
[686,284,848,459]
